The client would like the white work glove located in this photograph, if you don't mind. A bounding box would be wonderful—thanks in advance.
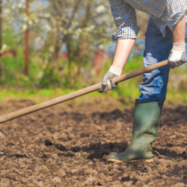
[99,66,122,93]
[168,43,187,69]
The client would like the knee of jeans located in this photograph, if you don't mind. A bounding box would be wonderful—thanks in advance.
[143,68,164,84]
[139,85,167,103]
[139,68,169,102]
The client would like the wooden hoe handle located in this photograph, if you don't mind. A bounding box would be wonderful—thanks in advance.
[0,60,168,123]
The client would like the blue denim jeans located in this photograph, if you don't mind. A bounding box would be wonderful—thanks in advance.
[138,18,173,103]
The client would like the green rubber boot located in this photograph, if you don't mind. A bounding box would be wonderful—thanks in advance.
[107,99,163,162]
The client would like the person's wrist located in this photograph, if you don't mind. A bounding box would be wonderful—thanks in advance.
[173,37,185,44]
[109,66,122,76]
[172,43,186,52]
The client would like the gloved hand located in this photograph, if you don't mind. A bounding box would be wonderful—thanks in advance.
[99,66,122,93]
[168,43,187,69]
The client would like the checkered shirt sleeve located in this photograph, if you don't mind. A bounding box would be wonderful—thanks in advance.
[109,0,140,40]
[152,0,187,36]
[109,0,187,39]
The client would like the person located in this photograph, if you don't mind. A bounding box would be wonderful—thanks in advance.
[99,0,187,162]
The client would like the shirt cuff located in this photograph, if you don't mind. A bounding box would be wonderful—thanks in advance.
[112,26,140,40]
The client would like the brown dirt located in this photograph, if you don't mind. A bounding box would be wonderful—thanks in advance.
[0,99,187,187]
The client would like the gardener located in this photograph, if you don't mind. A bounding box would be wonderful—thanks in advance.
[99,0,187,162]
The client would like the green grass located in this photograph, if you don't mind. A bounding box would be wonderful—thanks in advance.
[1,55,187,106]
[1,83,187,107]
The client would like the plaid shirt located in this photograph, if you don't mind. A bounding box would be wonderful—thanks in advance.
[109,0,187,40]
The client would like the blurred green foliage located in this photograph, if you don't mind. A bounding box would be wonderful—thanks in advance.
[1,53,187,105]
[39,66,60,88]
[1,1,187,104]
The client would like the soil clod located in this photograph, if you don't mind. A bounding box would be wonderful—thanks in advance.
[0,100,187,186]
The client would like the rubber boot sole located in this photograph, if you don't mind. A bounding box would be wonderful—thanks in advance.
[107,158,153,163]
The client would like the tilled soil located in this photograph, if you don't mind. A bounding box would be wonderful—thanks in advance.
[0,99,187,187]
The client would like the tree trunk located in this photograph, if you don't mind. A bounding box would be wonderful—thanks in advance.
[0,0,3,84]
[77,46,81,74]
[52,21,61,62]
[66,35,76,88]
[24,0,29,76]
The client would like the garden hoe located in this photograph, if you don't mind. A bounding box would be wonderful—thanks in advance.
[0,60,168,136]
